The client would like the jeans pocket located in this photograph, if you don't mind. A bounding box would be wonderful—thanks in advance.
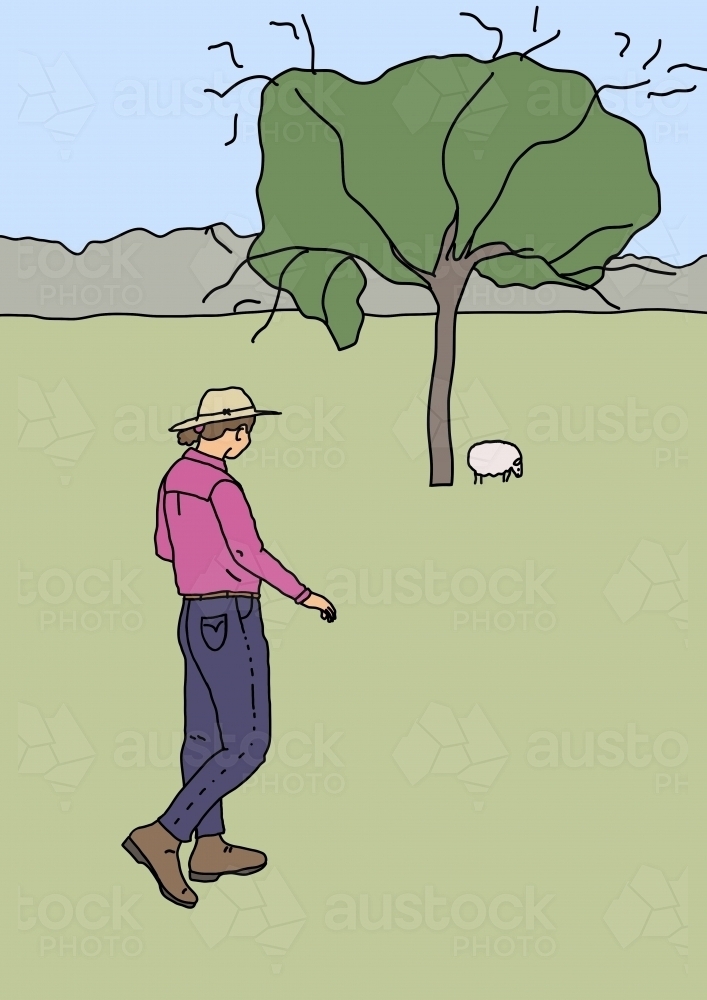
[236,596,254,622]
[200,614,228,651]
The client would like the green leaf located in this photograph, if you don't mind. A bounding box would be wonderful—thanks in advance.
[445,55,598,255]
[322,257,366,349]
[251,247,309,286]
[251,72,425,286]
[472,97,659,282]
[477,254,580,289]
[275,250,366,350]
[319,56,490,271]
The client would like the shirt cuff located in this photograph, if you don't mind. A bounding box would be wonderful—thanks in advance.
[294,588,311,604]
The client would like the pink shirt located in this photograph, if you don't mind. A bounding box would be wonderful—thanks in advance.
[155,448,311,602]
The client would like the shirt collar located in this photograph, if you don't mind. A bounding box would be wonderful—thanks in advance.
[183,448,227,471]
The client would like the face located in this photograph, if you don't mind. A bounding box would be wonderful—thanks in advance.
[512,456,523,478]
[223,426,251,459]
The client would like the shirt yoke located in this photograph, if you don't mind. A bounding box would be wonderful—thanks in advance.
[164,456,234,502]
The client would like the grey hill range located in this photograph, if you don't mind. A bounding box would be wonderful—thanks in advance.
[2,224,704,318]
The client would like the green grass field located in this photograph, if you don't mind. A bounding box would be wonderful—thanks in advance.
[8,311,701,998]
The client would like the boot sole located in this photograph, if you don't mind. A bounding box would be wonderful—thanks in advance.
[122,836,197,909]
[189,862,267,882]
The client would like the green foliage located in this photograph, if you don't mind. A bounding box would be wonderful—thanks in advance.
[474,97,660,289]
[250,54,660,348]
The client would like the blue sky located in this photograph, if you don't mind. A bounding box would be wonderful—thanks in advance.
[2,0,705,262]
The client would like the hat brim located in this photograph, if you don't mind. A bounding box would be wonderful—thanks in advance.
[169,409,281,432]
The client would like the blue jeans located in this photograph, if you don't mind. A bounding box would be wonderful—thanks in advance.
[159,596,271,842]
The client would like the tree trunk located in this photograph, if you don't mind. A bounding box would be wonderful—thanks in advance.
[423,229,511,488]
[427,286,461,486]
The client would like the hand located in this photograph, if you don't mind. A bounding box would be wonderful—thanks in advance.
[302,593,337,622]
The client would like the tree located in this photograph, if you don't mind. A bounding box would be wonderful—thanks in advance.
[246,51,659,486]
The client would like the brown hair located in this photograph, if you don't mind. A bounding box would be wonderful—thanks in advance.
[177,416,256,447]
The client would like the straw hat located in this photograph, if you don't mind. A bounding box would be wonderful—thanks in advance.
[169,387,281,432]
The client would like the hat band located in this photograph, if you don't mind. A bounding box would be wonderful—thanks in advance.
[197,405,254,418]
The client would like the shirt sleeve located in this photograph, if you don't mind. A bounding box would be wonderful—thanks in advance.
[154,481,174,562]
[211,480,311,602]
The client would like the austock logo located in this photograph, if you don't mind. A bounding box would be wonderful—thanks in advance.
[392,60,508,142]
[325,883,556,957]
[604,867,687,964]
[17,703,95,810]
[393,703,508,809]
[18,377,95,483]
[190,868,306,974]
[394,379,507,461]
[18,53,95,152]
[604,541,687,632]
[18,885,142,958]
[259,544,299,648]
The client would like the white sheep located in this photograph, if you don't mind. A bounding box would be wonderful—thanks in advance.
[467,440,523,484]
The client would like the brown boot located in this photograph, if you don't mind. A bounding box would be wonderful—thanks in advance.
[122,822,198,909]
[189,835,267,882]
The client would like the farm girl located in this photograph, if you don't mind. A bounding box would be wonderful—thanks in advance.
[122,386,336,908]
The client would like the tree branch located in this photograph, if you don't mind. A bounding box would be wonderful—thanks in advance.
[389,239,428,279]
[466,242,512,267]
[427,228,511,295]
[438,219,458,266]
